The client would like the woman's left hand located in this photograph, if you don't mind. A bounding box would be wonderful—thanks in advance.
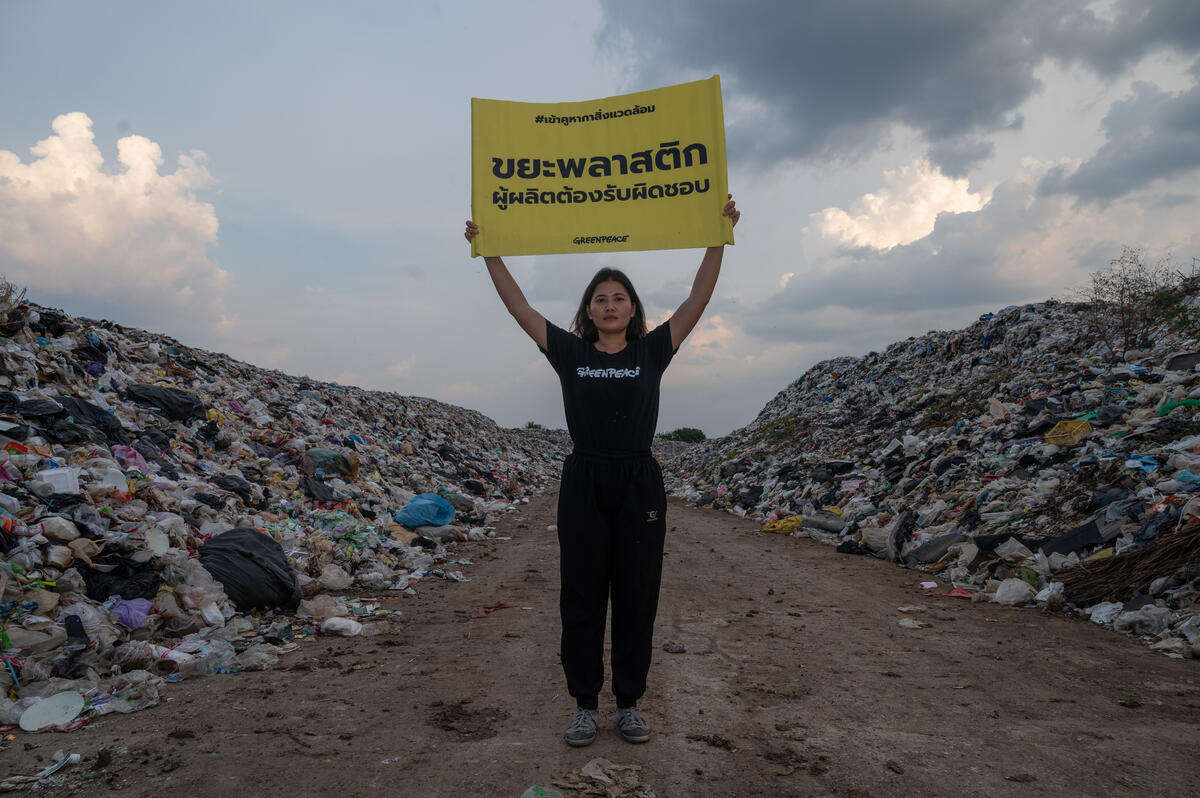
[723,194,740,228]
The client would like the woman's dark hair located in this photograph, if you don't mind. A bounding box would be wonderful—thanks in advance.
[570,267,648,342]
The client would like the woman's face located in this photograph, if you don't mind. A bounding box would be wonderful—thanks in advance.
[586,279,636,336]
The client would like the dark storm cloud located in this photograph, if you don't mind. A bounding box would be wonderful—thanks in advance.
[598,0,1200,178]
[1048,0,1200,77]
[1039,80,1200,204]
[927,138,996,178]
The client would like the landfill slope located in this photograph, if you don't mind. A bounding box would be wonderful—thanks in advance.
[664,300,1200,657]
[0,299,569,736]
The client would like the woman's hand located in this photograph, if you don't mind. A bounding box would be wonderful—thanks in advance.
[464,220,480,242]
[722,195,740,228]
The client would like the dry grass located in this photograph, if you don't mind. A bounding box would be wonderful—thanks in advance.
[0,275,27,316]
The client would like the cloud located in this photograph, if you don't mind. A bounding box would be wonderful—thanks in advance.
[0,112,229,326]
[926,138,997,178]
[388,356,415,376]
[597,0,1200,174]
[683,314,734,354]
[1039,79,1200,203]
[734,163,1094,340]
[738,157,1199,348]
[1046,0,1200,78]
[813,160,987,251]
[440,381,484,400]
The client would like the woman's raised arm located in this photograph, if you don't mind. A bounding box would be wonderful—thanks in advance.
[668,195,740,351]
[465,220,547,349]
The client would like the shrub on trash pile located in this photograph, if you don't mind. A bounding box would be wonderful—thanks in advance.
[1076,248,1200,359]
[664,298,1200,659]
[658,427,706,443]
[0,294,571,730]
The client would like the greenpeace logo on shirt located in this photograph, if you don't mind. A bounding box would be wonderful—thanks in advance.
[576,366,641,379]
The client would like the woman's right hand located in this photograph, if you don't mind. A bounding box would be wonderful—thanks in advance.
[464,220,479,242]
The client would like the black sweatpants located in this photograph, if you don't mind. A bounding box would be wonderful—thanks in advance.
[557,450,667,710]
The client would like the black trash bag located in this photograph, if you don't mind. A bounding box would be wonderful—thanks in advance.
[29,309,73,337]
[0,391,18,413]
[56,396,128,444]
[0,423,31,441]
[15,399,64,419]
[300,476,337,502]
[905,532,966,565]
[194,492,227,510]
[72,342,108,362]
[42,493,87,513]
[135,430,173,464]
[1040,519,1102,557]
[248,440,280,458]
[1089,486,1131,511]
[72,504,109,537]
[196,419,220,441]
[836,538,871,556]
[0,311,26,337]
[138,428,174,448]
[132,438,166,465]
[199,528,301,612]
[213,474,258,507]
[42,419,107,445]
[1095,405,1128,427]
[125,383,206,421]
[1013,417,1063,439]
[1166,351,1200,371]
[935,455,968,475]
[82,553,162,602]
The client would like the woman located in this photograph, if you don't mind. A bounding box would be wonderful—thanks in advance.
[464,195,740,746]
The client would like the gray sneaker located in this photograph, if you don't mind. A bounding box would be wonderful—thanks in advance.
[616,706,651,743]
[565,708,599,746]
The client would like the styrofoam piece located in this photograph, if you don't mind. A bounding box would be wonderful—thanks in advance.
[19,691,85,731]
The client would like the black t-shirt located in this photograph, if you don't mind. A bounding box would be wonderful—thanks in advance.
[541,319,676,454]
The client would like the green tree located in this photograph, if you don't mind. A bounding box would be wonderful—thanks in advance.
[658,427,706,443]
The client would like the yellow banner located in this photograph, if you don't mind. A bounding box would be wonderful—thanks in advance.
[470,76,732,257]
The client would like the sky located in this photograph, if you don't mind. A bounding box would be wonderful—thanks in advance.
[2,1,1199,437]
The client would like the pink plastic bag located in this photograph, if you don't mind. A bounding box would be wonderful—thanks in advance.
[111,445,150,474]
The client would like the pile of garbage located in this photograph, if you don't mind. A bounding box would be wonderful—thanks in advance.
[0,297,569,731]
[665,301,1200,658]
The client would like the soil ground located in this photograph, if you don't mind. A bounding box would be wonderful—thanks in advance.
[3,493,1199,797]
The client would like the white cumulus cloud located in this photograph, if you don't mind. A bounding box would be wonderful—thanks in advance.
[813,159,987,251]
[0,112,230,325]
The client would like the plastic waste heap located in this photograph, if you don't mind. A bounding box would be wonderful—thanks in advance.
[0,299,570,731]
[665,301,1200,660]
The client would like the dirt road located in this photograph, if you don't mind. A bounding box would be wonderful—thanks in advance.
[5,494,1199,797]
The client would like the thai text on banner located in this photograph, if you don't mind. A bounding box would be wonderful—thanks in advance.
[470,76,732,257]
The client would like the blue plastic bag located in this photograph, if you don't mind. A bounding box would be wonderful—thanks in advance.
[394,493,456,528]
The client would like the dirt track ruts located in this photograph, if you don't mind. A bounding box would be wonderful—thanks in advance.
[4,493,1199,797]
